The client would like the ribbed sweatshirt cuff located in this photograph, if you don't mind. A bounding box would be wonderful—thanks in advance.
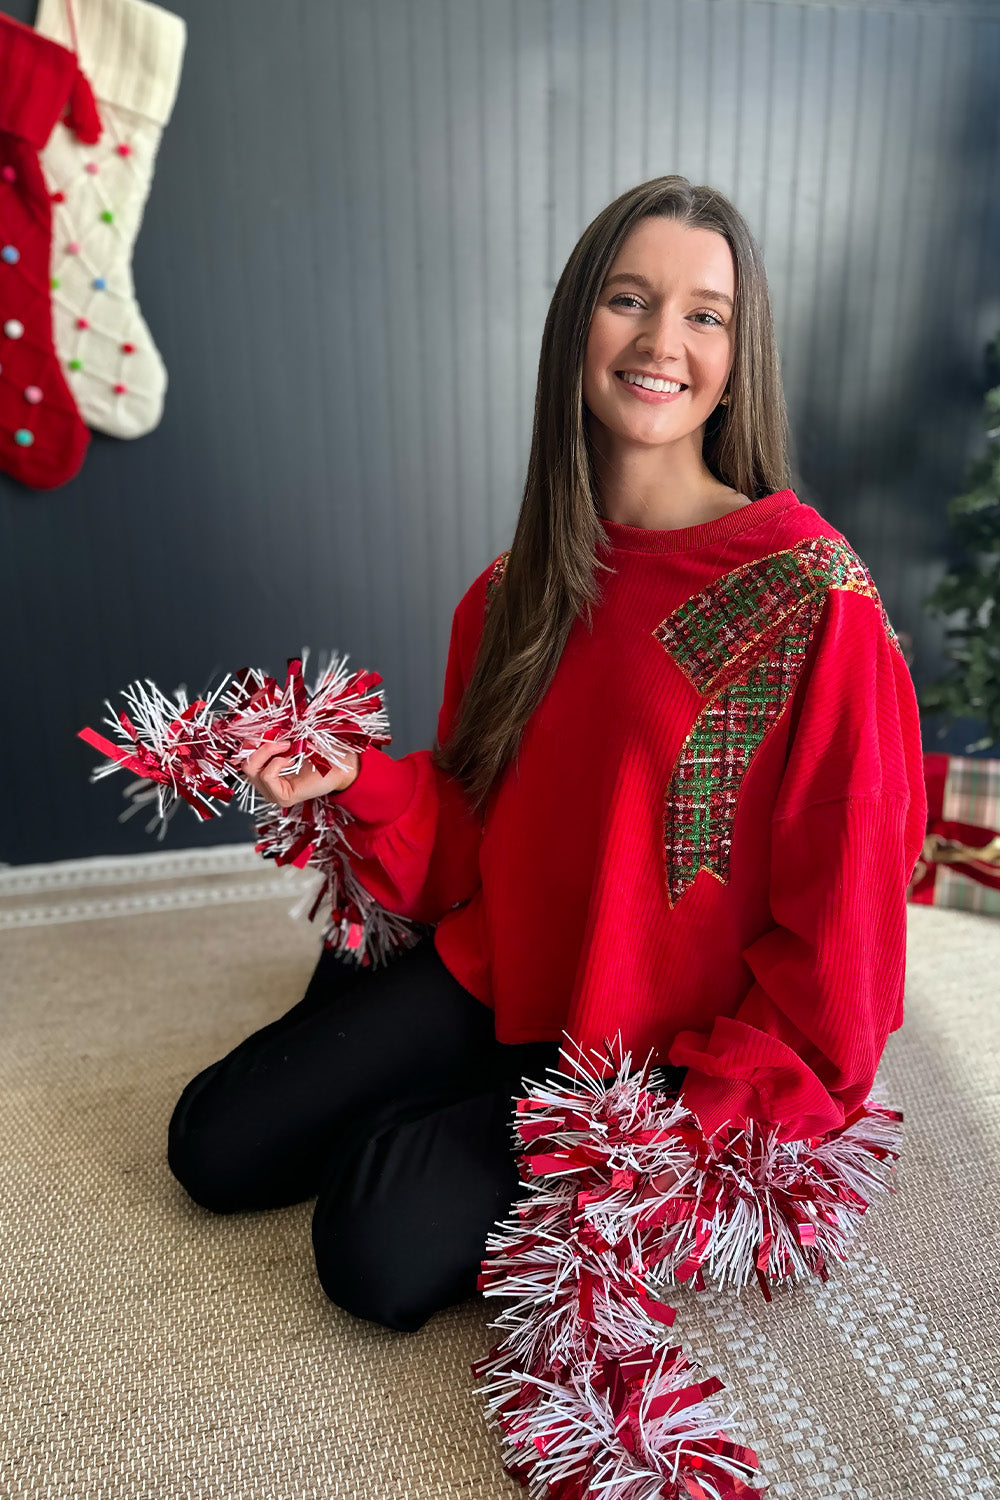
[36,0,187,124]
[330,745,418,826]
[677,1070,760,1141]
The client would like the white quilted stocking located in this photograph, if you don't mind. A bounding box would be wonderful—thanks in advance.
[35,0,185,438]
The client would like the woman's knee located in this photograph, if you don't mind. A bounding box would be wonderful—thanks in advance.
[166,1065,259,1214]
[309,1101,511,1333]
[311,1195,460,1333]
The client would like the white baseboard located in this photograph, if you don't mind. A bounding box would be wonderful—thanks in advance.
[0,843,262,896]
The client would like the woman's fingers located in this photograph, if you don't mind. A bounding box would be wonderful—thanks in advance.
[241,738,293,778]
[239,741,357,807]
[273,766,331,803]
[240,740,301,805]
[235,738,361,808]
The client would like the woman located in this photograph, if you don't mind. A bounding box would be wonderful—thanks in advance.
[168,176,926,1351]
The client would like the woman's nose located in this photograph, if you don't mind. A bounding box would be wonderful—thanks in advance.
[635,310,682,364]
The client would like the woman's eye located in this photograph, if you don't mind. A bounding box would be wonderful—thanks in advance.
[607,295,725,328]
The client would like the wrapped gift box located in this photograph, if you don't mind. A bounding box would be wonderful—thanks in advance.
[907,752,1000,915]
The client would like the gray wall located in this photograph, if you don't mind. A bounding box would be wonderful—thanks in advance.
[2,0,998,865]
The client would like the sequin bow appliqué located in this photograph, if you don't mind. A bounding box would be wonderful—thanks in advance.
[654,537,902,908]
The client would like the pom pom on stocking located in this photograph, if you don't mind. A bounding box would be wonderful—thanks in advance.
[36,0,186,438]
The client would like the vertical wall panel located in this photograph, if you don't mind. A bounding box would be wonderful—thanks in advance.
[374,0,434,695]
[779,5,831,407]
[644,0,682,180]
[511,0,550,479]
[612,1,648,192]
[409,0,463,652]
[441,0,489,605]
[479,0,521,564]
[550,0,589,281]
[702,1,743,193]
[677,2,713,184]
[731,1,776,232]
[0,0,998,863]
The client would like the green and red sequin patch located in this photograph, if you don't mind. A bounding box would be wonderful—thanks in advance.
[655,537,903,907]
[485,550,510,613]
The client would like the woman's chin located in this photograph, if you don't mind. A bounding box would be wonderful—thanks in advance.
[585,401,706,453]
[615,413,703,449]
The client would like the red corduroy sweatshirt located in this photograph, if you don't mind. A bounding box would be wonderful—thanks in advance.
[330,488,928,1144]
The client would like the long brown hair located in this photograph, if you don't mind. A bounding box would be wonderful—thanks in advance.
[433,175,791,812]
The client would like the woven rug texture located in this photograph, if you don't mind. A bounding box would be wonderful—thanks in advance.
[1,850,998,1499]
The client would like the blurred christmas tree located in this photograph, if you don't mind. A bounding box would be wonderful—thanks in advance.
[920,329,1000,753]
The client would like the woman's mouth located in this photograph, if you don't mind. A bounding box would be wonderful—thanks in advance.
[615,371,688,404]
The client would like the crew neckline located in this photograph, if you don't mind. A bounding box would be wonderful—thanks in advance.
[597,488,799,554]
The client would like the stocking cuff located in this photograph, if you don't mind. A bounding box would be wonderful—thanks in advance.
[0,12,96,147]
[36,0,186,127]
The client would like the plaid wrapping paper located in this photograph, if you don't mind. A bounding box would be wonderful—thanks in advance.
[907,752,1000,915]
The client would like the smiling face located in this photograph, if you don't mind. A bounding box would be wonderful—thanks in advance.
[582,215,736,458]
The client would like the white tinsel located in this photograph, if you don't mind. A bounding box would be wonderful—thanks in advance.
[253,797,424,967]
[480,1346,754,1500]
[475,1039,904,1497]
[81,650,415,967]
[222,651,390,810]
[86,676,232,836]
[495,1040,903,1296]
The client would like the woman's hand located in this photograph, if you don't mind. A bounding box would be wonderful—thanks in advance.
[239,739,360,808]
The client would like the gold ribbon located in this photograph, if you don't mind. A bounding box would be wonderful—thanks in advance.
[922,831,1000,868]
[910,831,1000,890]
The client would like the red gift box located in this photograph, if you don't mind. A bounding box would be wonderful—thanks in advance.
[907,752,1000,915]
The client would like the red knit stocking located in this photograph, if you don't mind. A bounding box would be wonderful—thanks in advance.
[0,12,99,489]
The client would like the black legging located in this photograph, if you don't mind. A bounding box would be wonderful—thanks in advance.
[167,933,564,1332]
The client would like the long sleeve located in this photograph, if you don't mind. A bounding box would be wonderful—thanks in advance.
[322,575,488,926]
[669,586,928,1143]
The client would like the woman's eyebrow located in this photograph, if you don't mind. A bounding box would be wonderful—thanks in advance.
[603,271,734,311]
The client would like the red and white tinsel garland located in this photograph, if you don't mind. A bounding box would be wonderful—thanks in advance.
[79,653,423,966]
[253,792,421,967]
[475,1040,903,1497]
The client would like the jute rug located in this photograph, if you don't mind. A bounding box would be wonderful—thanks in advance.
[1,847,998,1499]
